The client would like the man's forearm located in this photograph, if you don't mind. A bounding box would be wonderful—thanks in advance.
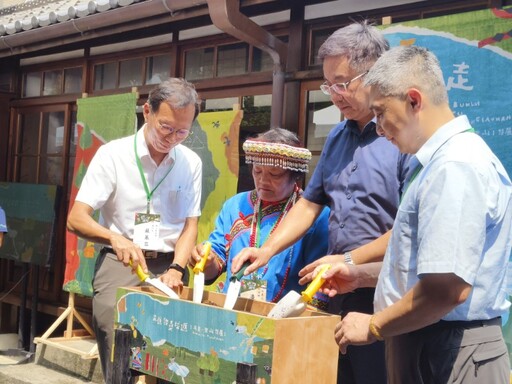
[372,273,471,338]
[173,217,198,269]
[351,230,391,264]
[262,198,323,256]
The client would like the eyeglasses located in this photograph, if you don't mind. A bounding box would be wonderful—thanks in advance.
[320,70,369,96]
[154,120,191,140]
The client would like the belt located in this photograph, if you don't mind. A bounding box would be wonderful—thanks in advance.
[428,317,501,331]
[102,247,174,259]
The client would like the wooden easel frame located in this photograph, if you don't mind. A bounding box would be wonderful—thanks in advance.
[34,292,98,359]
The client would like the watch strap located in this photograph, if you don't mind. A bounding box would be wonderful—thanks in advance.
[167,262,186,275]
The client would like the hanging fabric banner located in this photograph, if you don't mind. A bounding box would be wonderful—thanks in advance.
[63,92,138,296]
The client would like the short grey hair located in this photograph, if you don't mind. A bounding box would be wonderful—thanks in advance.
[147,77,200,119]
[318,20,389,72]
[363,46,449,105]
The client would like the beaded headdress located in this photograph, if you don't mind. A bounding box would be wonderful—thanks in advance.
[243,139,312,173]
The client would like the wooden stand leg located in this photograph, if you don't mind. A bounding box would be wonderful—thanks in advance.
[111,328,132,384]
[236,362,257,384]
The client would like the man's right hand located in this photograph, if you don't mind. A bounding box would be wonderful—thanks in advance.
[299,260,360,296]
[109,234,148,273]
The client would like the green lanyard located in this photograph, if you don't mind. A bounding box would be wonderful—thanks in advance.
[134,133,176,214]
[400,127,475,203]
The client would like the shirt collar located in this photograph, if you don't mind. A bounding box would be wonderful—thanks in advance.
[415,115,470,168]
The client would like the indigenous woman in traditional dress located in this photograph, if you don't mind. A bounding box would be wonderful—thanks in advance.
[191,128,330,308]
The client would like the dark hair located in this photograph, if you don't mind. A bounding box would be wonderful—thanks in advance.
[147,77,201,119]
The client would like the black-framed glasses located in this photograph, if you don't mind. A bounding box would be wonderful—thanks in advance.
[154,119,191,140]
[320,70,369,96]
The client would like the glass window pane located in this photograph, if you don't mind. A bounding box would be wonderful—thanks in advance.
[146,54,171,85]
[217,43,248,77]
[252,47,273,72]
[64,67,82,94]
[119,58,143,88]
[40,156,63,185]
[20,113,40,155]
[69,111,78,157]
[184,47,214,81]
[311,29,336,66]
[203,97,239,112]
[42,111,65,155]
[23,72,42,97]
[19,156,38,183]
[43,70,62,95]
[0,71,12,92]
[94,62,117,90]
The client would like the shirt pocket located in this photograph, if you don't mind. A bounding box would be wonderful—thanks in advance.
[390,206,419,273]
[167,190,191,221]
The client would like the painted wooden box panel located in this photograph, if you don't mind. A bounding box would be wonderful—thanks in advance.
[115,286,340,384]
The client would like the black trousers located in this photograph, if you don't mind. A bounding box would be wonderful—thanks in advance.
[328,288,387,384]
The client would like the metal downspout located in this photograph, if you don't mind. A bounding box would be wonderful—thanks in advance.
[207,0,287,128]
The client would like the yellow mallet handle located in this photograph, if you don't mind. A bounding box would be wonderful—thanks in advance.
[129,259,149,282]
[193,241,211,274]
[301,264,331,303]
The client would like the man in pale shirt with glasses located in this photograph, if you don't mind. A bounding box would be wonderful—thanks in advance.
[67,78,202,383]
[232,21,409,384]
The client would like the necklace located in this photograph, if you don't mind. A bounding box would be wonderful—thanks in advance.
[247,184,298,302]
[249,184,298,248]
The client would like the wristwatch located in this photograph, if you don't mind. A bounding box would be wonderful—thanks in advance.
[167,263,186,275]
[343,251,354,265]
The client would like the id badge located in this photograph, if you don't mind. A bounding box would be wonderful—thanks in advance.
[133,213,161,250]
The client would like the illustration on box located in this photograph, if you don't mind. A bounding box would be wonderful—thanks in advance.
[116,290,274,383]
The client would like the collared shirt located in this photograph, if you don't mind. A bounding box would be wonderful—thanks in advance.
[303,119,409,254]
[375,115,512,320]
[75,124,202,252]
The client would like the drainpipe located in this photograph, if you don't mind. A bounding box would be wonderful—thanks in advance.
[207,0,287,129]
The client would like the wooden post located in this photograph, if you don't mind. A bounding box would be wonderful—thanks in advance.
[236,362,257,384]
[111,328,132,384]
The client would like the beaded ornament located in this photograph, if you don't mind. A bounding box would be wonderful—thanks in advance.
[243,139,312,172]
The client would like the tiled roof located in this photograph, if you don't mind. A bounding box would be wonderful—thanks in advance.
[0,0,144,36]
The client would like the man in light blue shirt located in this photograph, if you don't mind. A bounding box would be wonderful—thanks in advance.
[309,46,512,383]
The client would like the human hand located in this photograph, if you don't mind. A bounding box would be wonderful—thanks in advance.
[109,234,148,273]
[299,261,359,296]
[160,268,184,289]
[298,255,342,282]
[334,312,374,354]
[231,247,273,276]
[190,242,215,269]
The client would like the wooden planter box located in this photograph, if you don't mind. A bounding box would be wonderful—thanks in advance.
[114,286,340,384]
